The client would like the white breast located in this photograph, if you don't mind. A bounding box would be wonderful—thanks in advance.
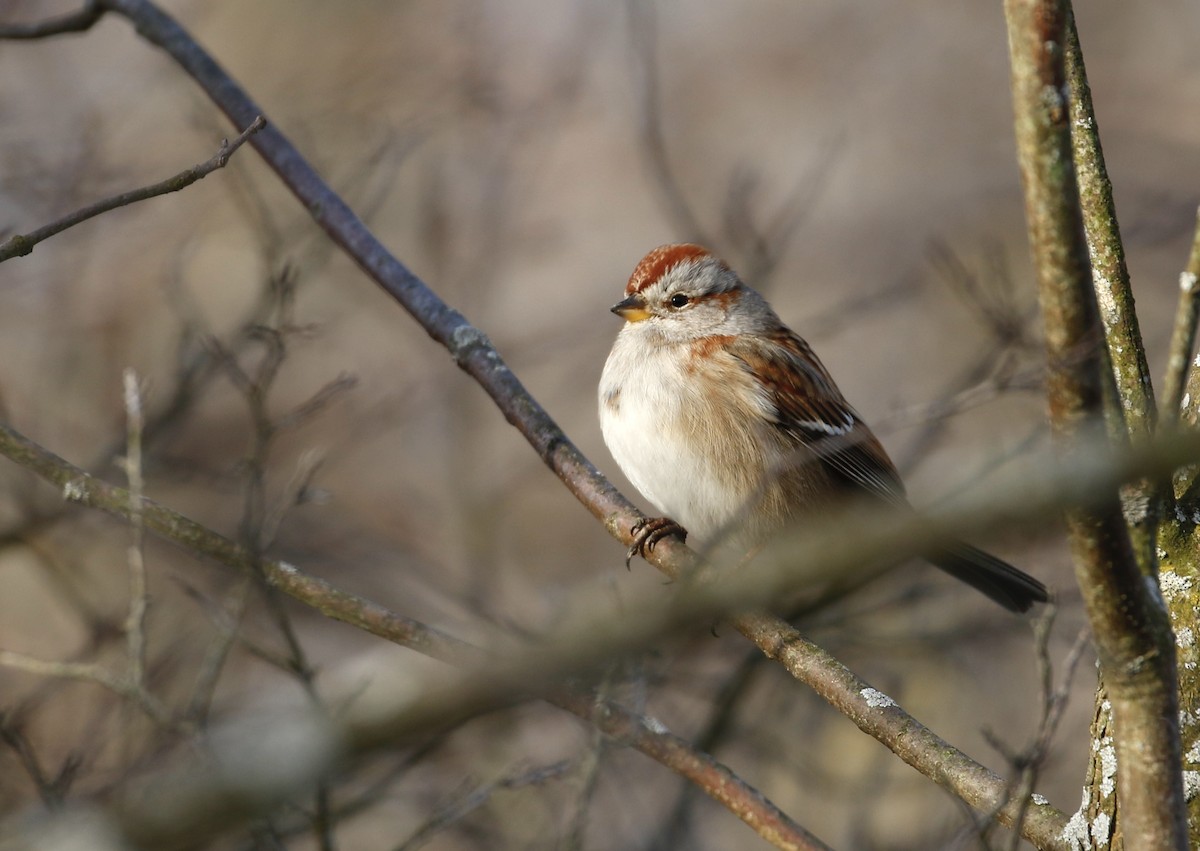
[598,329,764,544]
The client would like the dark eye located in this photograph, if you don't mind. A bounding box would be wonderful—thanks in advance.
[669,293,690,308]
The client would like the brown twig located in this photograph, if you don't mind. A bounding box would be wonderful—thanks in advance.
[208,309,340,849]
[987,614,1090,851]
[182,576,255,724]
[0,116,265,263]
[0,1,101,38]
[555,693,834,851]
[0,650,176,730]
[1003,1,1186,847]
[732,611,1069,848]
[394,761,576,851]
[0,711,81,806]
[1166,208,1200,428]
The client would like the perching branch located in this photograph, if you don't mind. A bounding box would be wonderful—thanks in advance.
[0,116,265,263]
[1003,1,1186,847]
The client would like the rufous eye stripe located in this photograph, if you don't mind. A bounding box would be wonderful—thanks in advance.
[625,243,713,296]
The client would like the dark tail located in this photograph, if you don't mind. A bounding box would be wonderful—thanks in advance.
[928,541,1049,613]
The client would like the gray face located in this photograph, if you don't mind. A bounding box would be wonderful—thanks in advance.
[614,257,778,345]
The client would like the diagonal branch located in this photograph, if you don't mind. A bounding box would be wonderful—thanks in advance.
[0,2,101,39]
[0,116,265,262]
[87,0,633,549]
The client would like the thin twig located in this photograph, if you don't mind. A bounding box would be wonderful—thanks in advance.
[209,307,337,850]
[179,578,300,678]
[1165,207,1200,427]
[275,374,358,432]
[562,687,611,851]
[0,711,82,806]
[984,613,1091,851]
[553,691,834,851]
[0,116,265,262]
[122,369,150,691]
[259,449,326,547]
[0,2,101,38]
[184,577,253,724]
[719,149,838,288]
[0,650,175,730]
[393,761,574,851]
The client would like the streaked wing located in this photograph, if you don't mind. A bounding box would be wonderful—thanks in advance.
[727,328,905,503]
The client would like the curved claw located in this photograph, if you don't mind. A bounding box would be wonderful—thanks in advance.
[625,516,687,568]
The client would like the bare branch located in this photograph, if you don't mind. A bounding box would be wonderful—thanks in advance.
[986,614,1091,851]
[0,650,175,730]
[275,374,359,432]
[733,611,1070,849]
[394,761,575,851]
[1167,208,1200,428]
[0,116,265,263]
[1064,10,1155,440]
[0,712,82,806]
[1004,1,1186,846]
[121,369,150,691]
[0,2,101,39]
[558,691,835,851]
[82,0,647,612]
[182,576,253,724]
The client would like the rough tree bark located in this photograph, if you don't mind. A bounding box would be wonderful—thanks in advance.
[1005,1,1188,848]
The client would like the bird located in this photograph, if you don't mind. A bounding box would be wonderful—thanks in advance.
[598,243,1048,612]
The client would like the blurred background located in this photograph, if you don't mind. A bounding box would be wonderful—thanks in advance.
[1,1,1198,848]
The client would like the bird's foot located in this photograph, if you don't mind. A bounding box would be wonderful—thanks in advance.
[626,517,687,568]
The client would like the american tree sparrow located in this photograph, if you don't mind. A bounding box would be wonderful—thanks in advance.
[599,243,1048,612]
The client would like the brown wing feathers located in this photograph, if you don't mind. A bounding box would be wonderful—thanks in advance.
[729,329,905,503]
[727,328,1047,611]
